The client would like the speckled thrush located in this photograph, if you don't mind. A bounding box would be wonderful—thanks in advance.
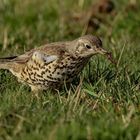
[0,35,110,92]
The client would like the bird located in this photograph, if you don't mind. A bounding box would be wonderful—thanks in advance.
[0,35,111,92]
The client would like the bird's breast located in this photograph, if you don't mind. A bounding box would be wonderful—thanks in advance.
[19,55,90,88]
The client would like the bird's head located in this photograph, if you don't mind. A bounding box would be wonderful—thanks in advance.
[74,35,108,57]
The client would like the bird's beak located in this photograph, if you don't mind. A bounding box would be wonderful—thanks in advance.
[96,47,117,64]
[97,47,108,55]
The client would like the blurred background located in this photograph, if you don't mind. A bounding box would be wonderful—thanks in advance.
[0,0,140,140]
[0,0,139,54]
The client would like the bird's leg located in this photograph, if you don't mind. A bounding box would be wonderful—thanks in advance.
[30,86,42,100]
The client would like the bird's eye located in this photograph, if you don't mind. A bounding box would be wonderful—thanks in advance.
[85,45,91,49]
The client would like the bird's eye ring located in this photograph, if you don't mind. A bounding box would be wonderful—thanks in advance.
[86,45,91,49]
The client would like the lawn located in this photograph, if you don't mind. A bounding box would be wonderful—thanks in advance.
[0,0,140,140]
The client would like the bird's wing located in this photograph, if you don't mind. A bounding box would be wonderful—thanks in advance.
[0,50,58,71]
[31,51,58,64]
[11,42,68,64]
[12,50,58,65]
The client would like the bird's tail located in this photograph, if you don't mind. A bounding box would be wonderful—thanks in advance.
[0,56,17,69]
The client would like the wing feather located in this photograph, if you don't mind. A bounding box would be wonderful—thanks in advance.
[4,41,69,64]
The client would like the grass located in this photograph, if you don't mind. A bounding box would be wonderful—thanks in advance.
[0,0,140,139]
